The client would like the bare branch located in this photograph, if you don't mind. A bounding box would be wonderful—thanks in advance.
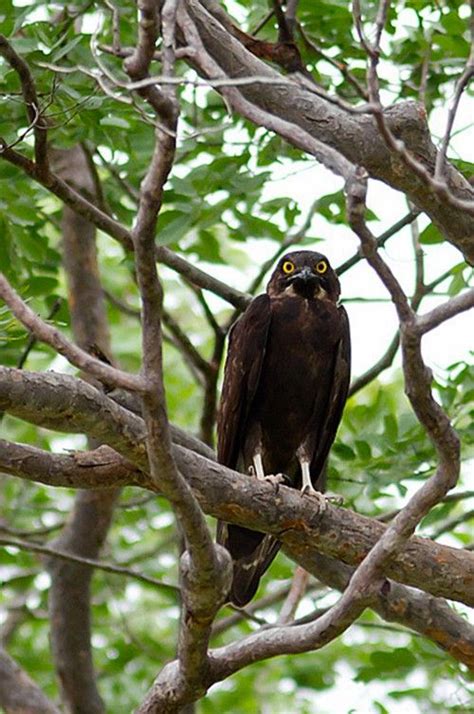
[430,508,474,540]
[346,165,461,596]
[416,289,474,335]
[276,567,309,625]
[0,273,145,392]
[0,439,143,489]
[0,34,49,176]
[337,209,420,276]
[163,309,211,377]
[125,2,232,703]
[356,3,474,228]
[349,332,399,396]
[0,535,180,594]
[246,198,320,296]
[124,0,176,120]
[179,2,354,180]
[435,4,474,180]
[287,550,474,671]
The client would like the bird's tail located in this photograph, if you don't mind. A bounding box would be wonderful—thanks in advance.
[216,522,281,607]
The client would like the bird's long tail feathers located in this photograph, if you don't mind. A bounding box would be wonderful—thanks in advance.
[217,522,281,607]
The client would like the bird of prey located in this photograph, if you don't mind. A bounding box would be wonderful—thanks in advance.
[216,250,351,607]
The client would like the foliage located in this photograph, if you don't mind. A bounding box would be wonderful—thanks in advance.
[0,0,473,712]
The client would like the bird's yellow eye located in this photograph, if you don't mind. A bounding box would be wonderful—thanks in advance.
[282,260,295,275]
[315,260,328,274]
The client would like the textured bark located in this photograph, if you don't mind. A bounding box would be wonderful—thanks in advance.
[177,447,474,608]
[1,369,473,609]
[289,550,474,670]
[179,0,474,264]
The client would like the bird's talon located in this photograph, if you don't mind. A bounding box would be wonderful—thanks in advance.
[263,472,287,492]
[300,487,328,513]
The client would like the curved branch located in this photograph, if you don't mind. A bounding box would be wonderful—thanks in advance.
[178,0,474,264]
[0,34,49,175]
[0,648,60,714]
[0,535,180,594]
[0,368,473,609]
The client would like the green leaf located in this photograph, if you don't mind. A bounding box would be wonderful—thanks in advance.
[100,116,131,129]
[333,443,356,460]
[419,223,444,244]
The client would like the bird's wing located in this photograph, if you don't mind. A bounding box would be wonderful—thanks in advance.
[310,304,351,484]
[217,294,272,469]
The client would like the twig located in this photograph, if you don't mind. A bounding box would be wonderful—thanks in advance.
[337,209,420,276]
[434,4,474,180]
[125,2,232,704]
[355,1,474,219]
[297,23,368,101]
[0,273,145,392]
[0,35,49,176]
[415,289,474,335]
[379,490,474,524]
[104,0,121,52]
[346,164,460,578]
[276,566,309,625]
[162,309,211,377]
[430,509,474,540]
[246,198,320,296]
[0,535,180,593]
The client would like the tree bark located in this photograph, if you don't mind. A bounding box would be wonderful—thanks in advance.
[178,0,474,264]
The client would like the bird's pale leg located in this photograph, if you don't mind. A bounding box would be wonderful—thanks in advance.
[300,460,328,512]
[300,460,343,508]
[252,453,285,488]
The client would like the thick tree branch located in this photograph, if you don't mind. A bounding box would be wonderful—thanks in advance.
[177,0,474,264]
[179,2,354,181]
[0,439,142,489]
[0,369,473,609]
[124,4,232,705]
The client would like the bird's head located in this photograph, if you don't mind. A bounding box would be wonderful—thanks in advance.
[267,250,340,302]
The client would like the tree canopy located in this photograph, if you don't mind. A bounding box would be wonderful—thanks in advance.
[0,0,473,712]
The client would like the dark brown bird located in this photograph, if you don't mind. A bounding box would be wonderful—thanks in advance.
[216,250,351,607]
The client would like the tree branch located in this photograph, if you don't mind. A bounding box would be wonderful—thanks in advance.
[175,0,474,264]
[0,34,49,176]
[0,369,473,609]
[0,272,145,392]
[0,535,180,594]
[0,647,60,714]
[124,3,232,705]
[0,145,249,308]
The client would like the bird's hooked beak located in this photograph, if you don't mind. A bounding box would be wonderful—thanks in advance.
[286,265,325,299]
[289,265,320,285]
